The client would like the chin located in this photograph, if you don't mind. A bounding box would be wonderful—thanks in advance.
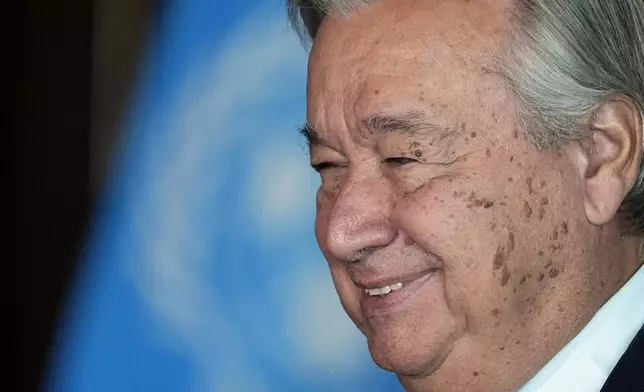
[365,322,453,378]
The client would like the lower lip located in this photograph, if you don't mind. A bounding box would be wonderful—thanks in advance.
[359,271,438,318]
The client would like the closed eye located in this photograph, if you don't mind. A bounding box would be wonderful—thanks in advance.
[310,161,339,173]
[384,157,418,165]
[312,157,416,172]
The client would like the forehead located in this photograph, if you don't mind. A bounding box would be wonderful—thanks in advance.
[311,0,511,62]
[306,0,513,138]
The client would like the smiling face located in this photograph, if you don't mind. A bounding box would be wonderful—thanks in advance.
[305,0,632,391]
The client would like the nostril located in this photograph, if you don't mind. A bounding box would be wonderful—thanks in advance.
[347,247,378,263]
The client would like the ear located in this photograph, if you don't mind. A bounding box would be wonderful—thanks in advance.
[571,95,643,226]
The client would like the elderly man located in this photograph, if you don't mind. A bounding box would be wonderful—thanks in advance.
[287,0,644,391]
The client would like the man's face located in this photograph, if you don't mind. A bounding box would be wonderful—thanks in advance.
[306,0,602,388]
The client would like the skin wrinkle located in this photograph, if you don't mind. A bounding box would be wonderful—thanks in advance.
[301,1,644,391]
[359,111,454,141]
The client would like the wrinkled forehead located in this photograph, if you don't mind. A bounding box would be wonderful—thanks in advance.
[308,0,513,72]
[305,0,515,136]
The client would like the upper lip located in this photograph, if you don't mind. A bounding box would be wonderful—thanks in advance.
[352,268,439,289]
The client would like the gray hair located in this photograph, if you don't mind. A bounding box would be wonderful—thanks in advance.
[505,0,644,237]
[287,0,644,236]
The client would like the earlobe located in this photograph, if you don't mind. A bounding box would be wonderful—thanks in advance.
[578,95,643,226]
[584,166,626,225]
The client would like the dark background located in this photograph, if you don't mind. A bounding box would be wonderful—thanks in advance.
[14,1,154,390]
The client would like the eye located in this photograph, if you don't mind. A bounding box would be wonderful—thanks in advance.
[310,161,340,173]
[384,157,418,166]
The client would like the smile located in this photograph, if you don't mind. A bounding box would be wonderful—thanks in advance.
[359,270,438,318]
[364,282,404,296]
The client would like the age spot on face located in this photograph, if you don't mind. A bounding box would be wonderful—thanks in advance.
[523,201,533,218]
[493,235,513,285]
[548,268,560,278]
[526,177,534,194]
[501,265,511,286]
[493,245,507,270]
[466,192,493,208]
[453,190,466,199]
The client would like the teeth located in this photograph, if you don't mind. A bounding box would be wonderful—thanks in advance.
[365,282,404,296]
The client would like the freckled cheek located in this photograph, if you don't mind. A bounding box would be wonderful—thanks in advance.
[395,185,515,331]
[394,183,494,251]
[396,201,456,248]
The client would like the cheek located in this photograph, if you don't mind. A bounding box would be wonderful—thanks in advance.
[395,176,504,266]
[393,176,528,329]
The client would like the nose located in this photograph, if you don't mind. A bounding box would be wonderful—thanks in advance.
[325,171,397,263]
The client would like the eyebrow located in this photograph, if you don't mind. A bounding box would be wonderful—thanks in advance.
[360,110,450,137]
[299,110,454,147]
[299,122,322,147]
